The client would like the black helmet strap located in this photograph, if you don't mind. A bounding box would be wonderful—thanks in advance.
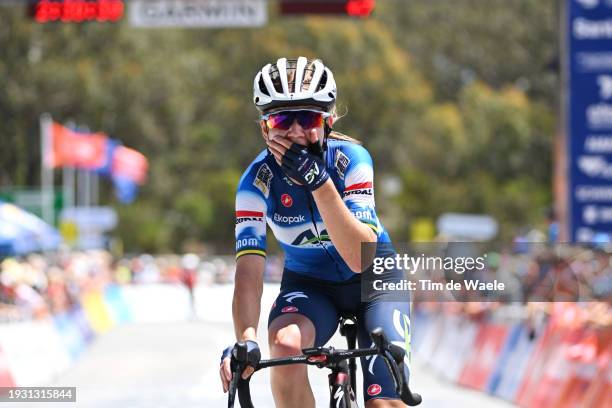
[323,122,332,151]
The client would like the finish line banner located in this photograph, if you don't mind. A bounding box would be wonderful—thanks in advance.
[568,0,612,242]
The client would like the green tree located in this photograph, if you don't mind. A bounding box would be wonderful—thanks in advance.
[0,1,559,251]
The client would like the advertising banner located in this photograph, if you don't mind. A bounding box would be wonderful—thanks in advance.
[0,346,15,388]
[457,323,510,391]
[568,0,612,241]
[489,324,538,400]
[129,0,268,28]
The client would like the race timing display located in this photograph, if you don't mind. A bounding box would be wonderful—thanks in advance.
[29,0,124,23]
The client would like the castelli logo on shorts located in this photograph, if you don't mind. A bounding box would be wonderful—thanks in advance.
[281,194,293,207]
[367,384,382,396]
[281,306,298,313]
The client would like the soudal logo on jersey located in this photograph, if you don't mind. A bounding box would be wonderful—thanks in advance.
[342,182,373,197]
[235,210,264,224]
[367,384,382,396]
[281,306,299,313]
[273,213,305,224]
[281,193,293,207]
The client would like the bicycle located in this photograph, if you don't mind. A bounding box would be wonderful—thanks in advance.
[227,314,422,407]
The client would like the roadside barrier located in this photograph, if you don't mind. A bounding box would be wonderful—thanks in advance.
[0,283,191,386]
[488,323,537,400]
[1,285,608,408]
[414,303,610,407]
[0,345,15,387]
[428,313,479,383]
[580,345,611,408]
[457,322,510,391]
[0,319,71,386]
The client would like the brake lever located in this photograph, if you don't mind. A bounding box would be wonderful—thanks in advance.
[382,349,404,395]
[388,342,407,363]
[227,373,239,408]
[228,343,248,408]
[370,328,422,406]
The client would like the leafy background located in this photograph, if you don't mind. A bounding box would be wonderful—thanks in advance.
[0,0,558,252]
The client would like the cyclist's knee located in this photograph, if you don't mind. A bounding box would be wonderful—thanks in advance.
[268,314,315,357]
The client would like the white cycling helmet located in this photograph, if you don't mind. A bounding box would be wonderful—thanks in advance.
[253,57,337,113]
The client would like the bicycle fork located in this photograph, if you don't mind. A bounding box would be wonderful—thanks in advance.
[328,360,359,408]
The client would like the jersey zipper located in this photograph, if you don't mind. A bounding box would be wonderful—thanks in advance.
[304,188,343,280]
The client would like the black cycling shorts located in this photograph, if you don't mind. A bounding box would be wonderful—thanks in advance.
[268,269,412,402]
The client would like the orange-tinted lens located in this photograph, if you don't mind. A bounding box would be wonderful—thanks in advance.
[265,111,325,130]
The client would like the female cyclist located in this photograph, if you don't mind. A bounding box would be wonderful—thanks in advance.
[220,57,412,408]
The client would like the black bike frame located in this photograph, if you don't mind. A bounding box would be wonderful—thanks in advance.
[328,359,358,408]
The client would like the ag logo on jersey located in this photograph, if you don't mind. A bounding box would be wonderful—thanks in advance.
[335,151,350,180]
[291,228,331,246]
[253,163,273,198]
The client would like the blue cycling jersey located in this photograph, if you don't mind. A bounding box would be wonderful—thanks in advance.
[235,139,392,282]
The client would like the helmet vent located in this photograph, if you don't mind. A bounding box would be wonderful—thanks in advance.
[258,77,269,96]
[317,71,328,91]
[269,67,284,94]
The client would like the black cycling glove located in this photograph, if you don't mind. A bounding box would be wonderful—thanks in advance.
[281,142,329,191]
[220,340,261,377]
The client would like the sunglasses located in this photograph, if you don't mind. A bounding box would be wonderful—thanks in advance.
[261,110,330,130]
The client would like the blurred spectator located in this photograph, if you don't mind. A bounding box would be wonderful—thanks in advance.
[114,259,132,284]
[181,253,199,315]
[0,250,268,321]
[0,243,606,327]
[546,207,559,244]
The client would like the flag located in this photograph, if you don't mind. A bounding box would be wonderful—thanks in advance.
[47,122,108,170]
[112,175,139,204]
[96,138,120,177]
[111,145,149,203]
[111,145,148,185]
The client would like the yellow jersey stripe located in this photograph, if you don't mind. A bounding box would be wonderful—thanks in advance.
[363,222,380,234]
[236,249,266,259]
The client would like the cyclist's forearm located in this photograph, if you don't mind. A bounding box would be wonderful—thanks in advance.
[312,180,377,272]
[232,257,265,341]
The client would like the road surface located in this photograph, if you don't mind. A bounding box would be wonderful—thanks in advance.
[18,284,515,407]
